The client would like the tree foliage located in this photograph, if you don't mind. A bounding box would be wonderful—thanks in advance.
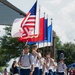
[55,35,75,65]
[55,35,63,49]
[0,26,25,66]
[62,42,75,65]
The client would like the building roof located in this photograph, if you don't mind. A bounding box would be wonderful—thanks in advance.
[0,0,26,26]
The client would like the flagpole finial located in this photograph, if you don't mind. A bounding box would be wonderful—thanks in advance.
[51,18,53,24]
[44,12,45,17]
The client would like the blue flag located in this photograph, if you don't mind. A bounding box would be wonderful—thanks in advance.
[28,23,52,45]
[44,19,48,40]
[43,24,52,42]
[48,24,52,42]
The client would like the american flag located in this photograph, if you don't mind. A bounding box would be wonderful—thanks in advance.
[21,2,37,37]
[18,17,45,42]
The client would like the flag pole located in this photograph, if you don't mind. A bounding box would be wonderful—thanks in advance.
[51,18,53,25]
[25,40,28,45]
[50,18,53,57]
[37,5,41,48]
[46,15,48,51]
[22,40,28,55]
[37,5,40,48]
[42,12,45,57]
[33,0,37,45]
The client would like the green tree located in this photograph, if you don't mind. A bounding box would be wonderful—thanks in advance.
[62,42,75,65]
[0,26,25,66]
[54,35,63,61]
[55,35,63,50]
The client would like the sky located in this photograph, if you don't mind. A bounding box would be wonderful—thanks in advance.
[0,0,75,43]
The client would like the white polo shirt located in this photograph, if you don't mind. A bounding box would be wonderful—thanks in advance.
[53,62,57,72]
[31,53,39,67]
[57,62,67,72]
[19,53,34,67]
[38,57,44,69]
[42,59,49,74]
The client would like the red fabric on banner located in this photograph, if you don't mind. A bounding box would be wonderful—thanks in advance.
[38,17,44,41]
[18,17,44,42]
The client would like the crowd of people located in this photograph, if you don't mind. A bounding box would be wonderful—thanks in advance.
[10,45,67,75]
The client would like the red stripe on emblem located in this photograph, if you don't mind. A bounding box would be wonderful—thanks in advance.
[21,12,30,27]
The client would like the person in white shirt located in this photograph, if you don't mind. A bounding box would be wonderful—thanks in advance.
[18,45,34,75]
[43,58,49,75]
[57,53,67,75]
[44,52,56,75]
[37,49,44,75]
[53,61,57,75]
[31,45,41,75]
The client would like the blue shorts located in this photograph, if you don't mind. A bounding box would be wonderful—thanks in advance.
[20,69,30,75]
[39,69,42,75]
[57,72,64,75]
[45,72,48,75]
[48,69,53,75]
[53,72,56,75]
[33,67,40,75]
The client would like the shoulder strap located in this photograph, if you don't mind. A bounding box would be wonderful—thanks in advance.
[29,54,31,64]
[62,63,65,69]
[19,55,22,62]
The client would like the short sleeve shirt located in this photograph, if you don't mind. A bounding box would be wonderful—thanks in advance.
[31,53,39,67]
[19,53,34,67]
[57,62,67,72]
